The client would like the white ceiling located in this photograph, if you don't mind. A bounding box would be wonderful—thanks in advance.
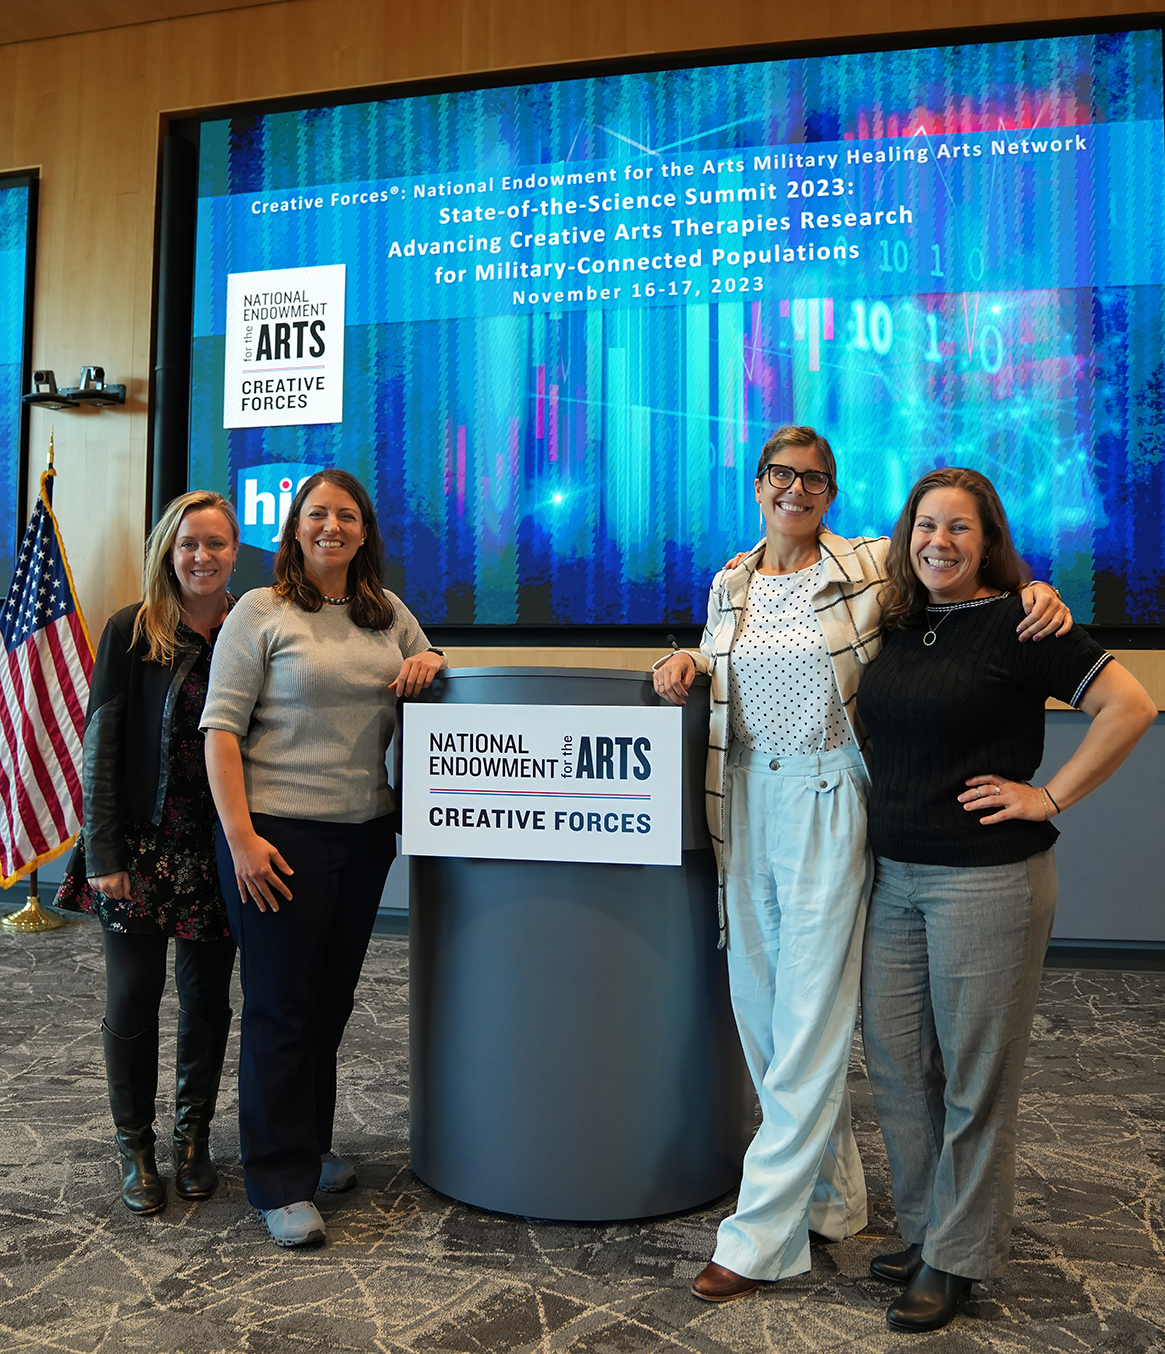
[0,0,287,45]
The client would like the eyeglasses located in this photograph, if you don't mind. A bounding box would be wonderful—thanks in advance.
[760,463,834,495]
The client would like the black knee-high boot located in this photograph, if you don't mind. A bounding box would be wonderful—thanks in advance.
[102,1021,165,1214]
[173,1008,232,1200]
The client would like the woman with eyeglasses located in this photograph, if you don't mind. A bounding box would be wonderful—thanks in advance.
[652,426,1070,1302]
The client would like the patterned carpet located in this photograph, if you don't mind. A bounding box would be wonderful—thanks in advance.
[2,912,1165,1353]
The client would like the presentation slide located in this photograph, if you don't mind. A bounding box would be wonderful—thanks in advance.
[189,29,1165,626]
[0,179,30,597]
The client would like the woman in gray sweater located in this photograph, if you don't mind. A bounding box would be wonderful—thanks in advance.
[202,469,443,1248]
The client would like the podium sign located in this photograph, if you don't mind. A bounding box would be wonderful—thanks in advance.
[402,702,683,865]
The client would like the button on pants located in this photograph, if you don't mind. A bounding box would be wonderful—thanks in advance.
[861,850,1057,1279]
[712,744,873,1281]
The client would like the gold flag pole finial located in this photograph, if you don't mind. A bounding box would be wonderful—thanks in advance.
[1,425,70,932]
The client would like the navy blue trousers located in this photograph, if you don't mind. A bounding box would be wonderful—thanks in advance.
[217,813,393,1210]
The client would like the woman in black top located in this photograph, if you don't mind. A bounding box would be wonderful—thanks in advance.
[856,468,1156,1334]
[57,491,240,1214]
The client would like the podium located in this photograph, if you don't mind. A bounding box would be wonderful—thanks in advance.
[406,667,751,1221]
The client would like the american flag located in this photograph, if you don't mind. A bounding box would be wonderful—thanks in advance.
[0,470,94,886]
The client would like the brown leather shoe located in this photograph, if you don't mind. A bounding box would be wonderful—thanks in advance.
[690,1261,761,1302]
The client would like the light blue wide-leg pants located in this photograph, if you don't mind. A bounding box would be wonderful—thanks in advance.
[712,743,873,1281]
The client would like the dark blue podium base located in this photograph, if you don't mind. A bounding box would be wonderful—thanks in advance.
[409,850,750,1220]
[406,667,751,1221]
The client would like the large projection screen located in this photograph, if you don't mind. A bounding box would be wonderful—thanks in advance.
[188,26,1165,629]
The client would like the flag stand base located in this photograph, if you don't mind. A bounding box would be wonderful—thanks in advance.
[1,897,69,932]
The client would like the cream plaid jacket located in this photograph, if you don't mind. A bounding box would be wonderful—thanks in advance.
[686,530,890,944]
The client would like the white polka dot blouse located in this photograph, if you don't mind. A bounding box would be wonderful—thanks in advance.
[727,560,856,756]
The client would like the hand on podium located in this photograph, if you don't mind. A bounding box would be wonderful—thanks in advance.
[653,652,696,706]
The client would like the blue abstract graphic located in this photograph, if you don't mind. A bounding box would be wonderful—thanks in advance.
[190,30,1165,625]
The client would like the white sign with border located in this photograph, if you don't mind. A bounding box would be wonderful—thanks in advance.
[224,263,345,428]
[401,703,683,866]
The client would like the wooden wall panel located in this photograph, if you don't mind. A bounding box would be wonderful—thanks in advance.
[0,2,289,47]
[0,0,1162,700]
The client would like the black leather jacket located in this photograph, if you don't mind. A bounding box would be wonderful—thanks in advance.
[81,603,216,877]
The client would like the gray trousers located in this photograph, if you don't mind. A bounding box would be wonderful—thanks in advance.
[861,849,1057,1279]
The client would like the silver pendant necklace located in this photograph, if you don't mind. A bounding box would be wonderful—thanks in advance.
[922,591,1010,646]
[922,610,952,647]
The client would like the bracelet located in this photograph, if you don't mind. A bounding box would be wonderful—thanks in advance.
[1044,787,1062,813]
[1032,580,1063,599]
[1037,787,1054,820]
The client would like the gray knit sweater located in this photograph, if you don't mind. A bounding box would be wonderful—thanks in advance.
[200,588,430,823]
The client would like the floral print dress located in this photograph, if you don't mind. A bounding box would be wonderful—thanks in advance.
[55,628,230,941]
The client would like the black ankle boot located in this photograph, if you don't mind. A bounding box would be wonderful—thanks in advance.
[102,1021,165,1214]
[886,1262,972,1333]
[173,1008,231,1200]
[870,1240,924,1285]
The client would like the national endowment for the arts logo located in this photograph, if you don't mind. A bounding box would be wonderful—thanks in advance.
[223,264,345,429]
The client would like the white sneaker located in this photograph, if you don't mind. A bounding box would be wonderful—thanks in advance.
[259,1200,326,1247]
[318,1151,357,1193]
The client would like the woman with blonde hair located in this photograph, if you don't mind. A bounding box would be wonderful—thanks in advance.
[58,490,240,1214]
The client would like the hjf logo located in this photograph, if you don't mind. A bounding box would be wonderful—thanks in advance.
[235,462,323,552]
